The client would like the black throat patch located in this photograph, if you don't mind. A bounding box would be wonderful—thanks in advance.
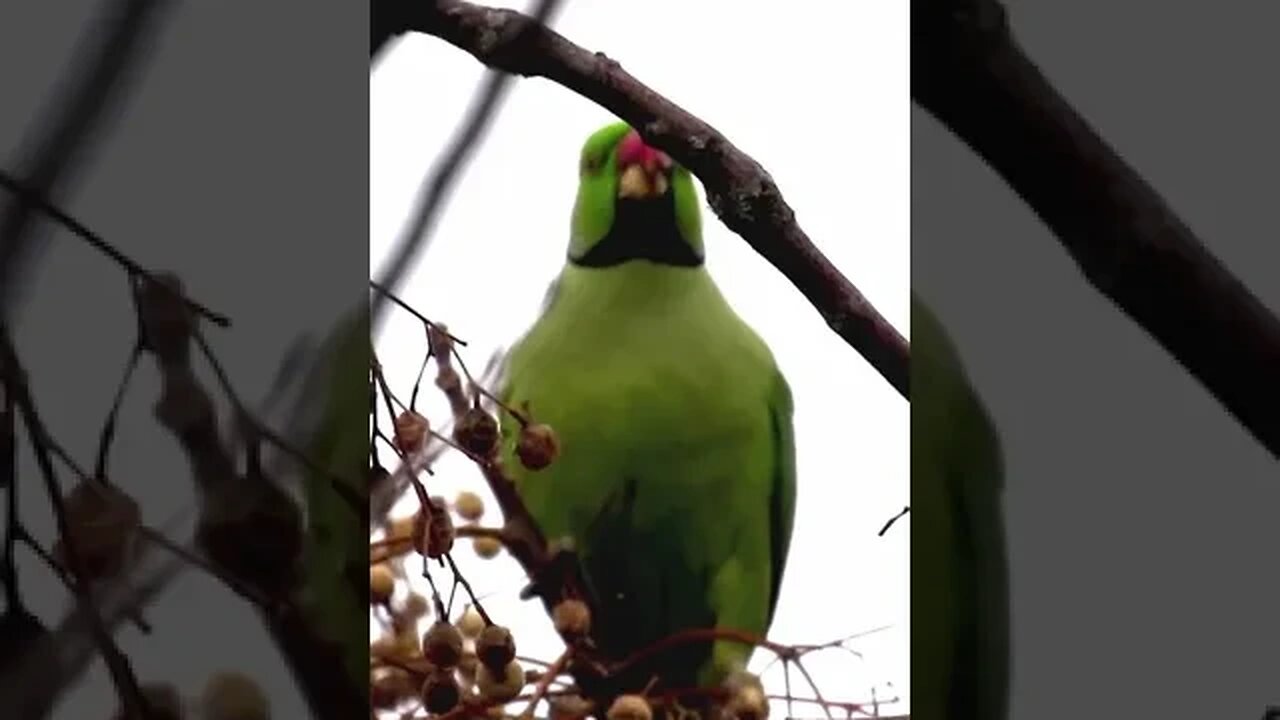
[571,194,703,268]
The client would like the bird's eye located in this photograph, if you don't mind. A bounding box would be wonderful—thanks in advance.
[580,154,602,174]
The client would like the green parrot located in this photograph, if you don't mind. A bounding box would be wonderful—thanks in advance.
[911,294,1010,720]
[495,121,797,692]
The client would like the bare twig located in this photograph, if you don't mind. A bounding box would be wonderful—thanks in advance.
[0,327,151,719]
[913,0,1280,459]
[0,170,229,327]
[0,511,189,719]
[878,506,909,536]
[133,274,366,720]
[137,525,270,607]
[1,384,16,608]
[369,280,466,346]
[406,0,909,397]
[521,648,572,719]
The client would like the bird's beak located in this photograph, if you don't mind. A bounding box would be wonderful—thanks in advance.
[616,130,674,200]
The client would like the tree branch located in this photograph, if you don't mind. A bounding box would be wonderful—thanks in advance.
[132,274,366,720]
[402,0,910,397]
[0,513,189,720]
[0,328,151,719]
[912,0,1280,459]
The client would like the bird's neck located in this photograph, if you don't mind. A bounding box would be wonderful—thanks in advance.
[570,198,703,268]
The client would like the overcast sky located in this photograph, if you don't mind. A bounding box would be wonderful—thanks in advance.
[372,1,910,716]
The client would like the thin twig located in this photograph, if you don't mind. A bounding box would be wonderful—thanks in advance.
[192,329,364,514]
[0,170,230,326]
[0,326,150,718]
[878,506,909,537]
[521,648,572,719]
[137,525,270,608]
[369,280,466,346]
[1,386,17,609]
[0,511,189,720]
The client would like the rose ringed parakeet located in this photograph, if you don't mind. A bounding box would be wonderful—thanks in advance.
[495,122,797,692]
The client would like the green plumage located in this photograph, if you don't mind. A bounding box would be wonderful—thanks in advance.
[496,122,796,691]
[911,294,1010,720]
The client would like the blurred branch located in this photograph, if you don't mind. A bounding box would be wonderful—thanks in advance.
[913,0,1280,459]
[0,0,175,320]
[0,513,189,720]
[0,327,151,718]
[370,0,566,331]
[132,274,366,720]
[404,0,910,397]
[0,169,230,327]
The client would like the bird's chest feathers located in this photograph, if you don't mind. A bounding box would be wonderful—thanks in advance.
[544,321,756,461]
[512,268,771,471]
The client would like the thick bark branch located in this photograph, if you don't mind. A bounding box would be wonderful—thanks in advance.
[913,0,1280,459]
[403,0,910,397]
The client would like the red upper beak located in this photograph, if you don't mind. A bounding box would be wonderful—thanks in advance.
[615,129,674,200]
[616,130,673,174]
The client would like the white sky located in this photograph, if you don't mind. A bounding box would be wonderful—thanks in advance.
[371,1,910,716]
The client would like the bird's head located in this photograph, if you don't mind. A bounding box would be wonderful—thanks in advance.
[567,121,704,267]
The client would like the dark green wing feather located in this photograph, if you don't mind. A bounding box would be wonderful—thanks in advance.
[766,369,797,625]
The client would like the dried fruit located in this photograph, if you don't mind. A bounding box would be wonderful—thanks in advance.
[454,406,500,458]
[549,695,594,720]
[389,514,416,543]
[457,646,480,685]
[371,667,413,708]
[606,695,652,720]
[367,464,391,489]
[414,497,455,559]
[552,599,591,640]
[475,624,516,674]
[457,605,486,638]
[393,628,421,659]
[201,671,270,720]
[400,591,431,621]
[54,479,142,581]
[476,659,524,703]
[370,563,396,604]
[453,490,486,522]
[423,621,464,668]
[394,410,430,455]
[723,671,769,720]
[369,634,398,660]
[420,669,461,714]
[516,423,560,470]
[472,534,502,559]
